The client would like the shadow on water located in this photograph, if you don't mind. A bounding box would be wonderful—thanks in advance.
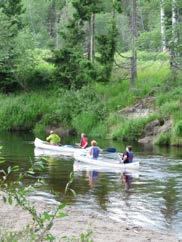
[0,131,182,239]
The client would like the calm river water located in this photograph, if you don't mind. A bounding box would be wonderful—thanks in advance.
[0,132,182,239]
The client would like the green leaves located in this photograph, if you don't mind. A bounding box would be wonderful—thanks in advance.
[0,146,5,164]
[27,160,47,176]
[56,211,67,218]
[44,233,56,241]
[65,172,76,196]
[41,212,54,222]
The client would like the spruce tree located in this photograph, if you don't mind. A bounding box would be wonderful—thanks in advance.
[52,0,101,89]
[0,0,24,91]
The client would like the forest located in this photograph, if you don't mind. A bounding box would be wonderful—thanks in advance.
[0,0,182,146]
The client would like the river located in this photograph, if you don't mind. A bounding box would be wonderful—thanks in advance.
[0,132,182,239]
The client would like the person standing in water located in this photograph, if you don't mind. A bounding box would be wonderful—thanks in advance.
[80,133,88,149]
[122,146,134,164]
[89,140,100,159]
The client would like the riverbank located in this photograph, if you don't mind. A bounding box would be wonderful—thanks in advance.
[0,197,179,242]
[0,52,181,146]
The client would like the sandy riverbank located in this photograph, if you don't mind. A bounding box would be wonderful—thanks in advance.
[0,196,180,242]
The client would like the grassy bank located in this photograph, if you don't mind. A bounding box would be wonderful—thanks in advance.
[0,51,181,146]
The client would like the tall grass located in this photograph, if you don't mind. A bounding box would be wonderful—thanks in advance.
[137,61,170,96]
[0,51,181,145]
[111,115,158,141]
[0,92,53,130]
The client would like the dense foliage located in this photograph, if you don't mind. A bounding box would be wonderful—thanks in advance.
[0,0,182,145]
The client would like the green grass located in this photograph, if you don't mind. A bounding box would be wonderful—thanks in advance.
[0,92,52,130]
[111,114,158,141]
[0,50,181,146]
[154,132,171,146]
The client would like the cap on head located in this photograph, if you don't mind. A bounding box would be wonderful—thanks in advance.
[81,133,86,137]
[91,140,97,146]
[50,130,54,134]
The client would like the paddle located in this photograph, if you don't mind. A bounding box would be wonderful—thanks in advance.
[74,144,117,153]
[104,147,117,153]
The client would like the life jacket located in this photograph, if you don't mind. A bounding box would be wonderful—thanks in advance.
[123,151,133,163]
[91,147,100,159]
[81,137,88,148]
[127,151,133,163]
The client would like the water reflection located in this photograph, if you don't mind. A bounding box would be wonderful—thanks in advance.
[121,171,133,191]
[87,170,99,188]
[161,178,178,227]
[1,132,182,239]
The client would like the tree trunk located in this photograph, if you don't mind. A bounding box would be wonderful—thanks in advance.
[48,0,57,40]
[87,17,92,60]
[130,0,137,86]
[170,0,179,78]
[55,11,61,49]
[91,13,95,62]
[87,13,95,62]
[160,0,167,51]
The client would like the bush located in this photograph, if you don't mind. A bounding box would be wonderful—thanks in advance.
[137,30,161,51]
[53,48,95,89]
[15,48,54,90]
[89,122,108,138]
[137,51,169,62]
[156,88,182,106]
[174,120,182,137]
[71,112,98,134]
[111,114,158,141]
[159,101,180,117]
[154,132,171,146]
[170,135,182,146]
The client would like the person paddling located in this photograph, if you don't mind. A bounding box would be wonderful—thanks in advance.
[46,130,61,145]
[89,140,100,159]
[80,133,88,149]
[122,146,134,164]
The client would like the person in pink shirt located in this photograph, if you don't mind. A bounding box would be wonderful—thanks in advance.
[80,133,88,149]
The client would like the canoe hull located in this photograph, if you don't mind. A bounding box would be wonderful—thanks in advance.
[73,161,139,175]
[74,153,139,170]
[34,138,80,157]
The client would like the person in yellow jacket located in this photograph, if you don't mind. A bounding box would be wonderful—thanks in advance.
[46,130,61,145]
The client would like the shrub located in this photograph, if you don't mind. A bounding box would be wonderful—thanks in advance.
[174,120,182,137]
[71,112,98,134]
[170,135,182,146]
[88,122,107,138]
[137,51,169,62]
[53,48,95,89]
[15,48,54,91]
[137,30,161,51]
[159,101,180,117]
[154,132,171,146]
[111,115,158,141]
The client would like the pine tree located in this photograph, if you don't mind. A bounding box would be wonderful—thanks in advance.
[96,19,118,82]
[0,0,24,32]
[0,0,25,91]
[52,0,99,89]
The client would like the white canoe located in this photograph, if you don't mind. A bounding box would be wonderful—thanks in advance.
[73,161,140,175]
[34,138,84,157]
[74,153,139,170]
[34,147,73,158]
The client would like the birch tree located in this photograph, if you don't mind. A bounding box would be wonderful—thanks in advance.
[170,0,179,77]
[130,0,137,86]
[160,0,167,51]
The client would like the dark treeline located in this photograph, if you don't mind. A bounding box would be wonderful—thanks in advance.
[0,0,181,92]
